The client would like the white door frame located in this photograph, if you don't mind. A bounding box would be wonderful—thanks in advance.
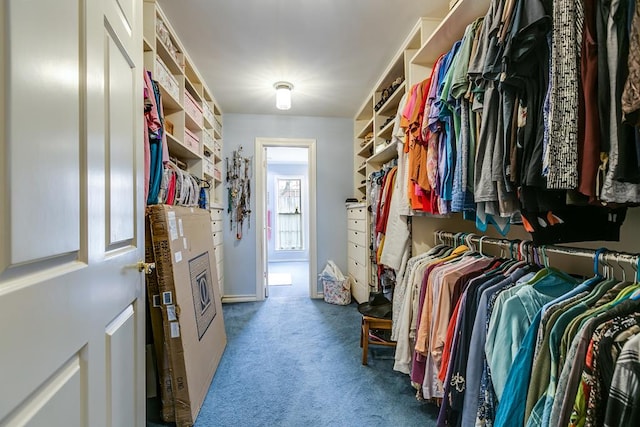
[255,138,318,300]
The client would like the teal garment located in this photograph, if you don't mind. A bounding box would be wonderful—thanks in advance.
[484,280,535,389]
[485,281,528,376]
[494,281,590,427]
[495,310,542,427]
[528,278,619,426]
[488,271,578,400]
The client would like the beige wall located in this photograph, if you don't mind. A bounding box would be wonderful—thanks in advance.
[411,208,640,280]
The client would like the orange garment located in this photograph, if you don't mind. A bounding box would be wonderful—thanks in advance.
[407,79,432,192]
[439,296,463,382]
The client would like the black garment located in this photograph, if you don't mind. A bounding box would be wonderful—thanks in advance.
[519,186,628,244]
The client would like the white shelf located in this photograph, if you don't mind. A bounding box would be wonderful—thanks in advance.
[166,132,201,160]
[357,139,374,157]
[145,0,224,218]
[377,81,406,116]
[411,0,490,66]
[369,141,397,165]
[376,119,394,139]
[156,81,182,112]
[357,118,374,139]
[156,37,183,75]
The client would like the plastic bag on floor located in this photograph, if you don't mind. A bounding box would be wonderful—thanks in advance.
[319,260,352,305]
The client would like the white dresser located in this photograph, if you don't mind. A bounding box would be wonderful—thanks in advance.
[210,207,224,295]
[346,203,369,303]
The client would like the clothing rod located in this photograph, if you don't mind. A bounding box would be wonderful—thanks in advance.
[434,230,640,267]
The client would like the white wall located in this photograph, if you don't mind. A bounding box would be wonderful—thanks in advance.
[222,114,353,299]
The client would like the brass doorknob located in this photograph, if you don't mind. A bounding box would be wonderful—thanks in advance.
[137,261,156,274]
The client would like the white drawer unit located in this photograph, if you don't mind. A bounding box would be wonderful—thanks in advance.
[212,231,223,247]
[216,258,223,290]
[210,207,224,295]
[348,218,366,232]
[347,241,367,266]
[348,229,366,247]
[210,207,224,220]
[348,257,367,283]
[211,217,223,233]
[346,203,369,304]
[347,205,366,220]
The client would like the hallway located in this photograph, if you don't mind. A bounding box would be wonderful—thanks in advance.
[267,261,310,298]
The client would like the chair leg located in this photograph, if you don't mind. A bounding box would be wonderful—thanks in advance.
[362,318,369,365]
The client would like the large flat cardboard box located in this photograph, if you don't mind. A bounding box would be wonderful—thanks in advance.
[147,205,227,426]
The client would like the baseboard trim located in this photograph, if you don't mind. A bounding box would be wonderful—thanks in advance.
[222,294,324,303]
[222,295,258,303]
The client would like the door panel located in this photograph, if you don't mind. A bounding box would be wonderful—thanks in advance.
[7,0,81,264]
[106,34,136,247]
[106,305,136,427]
[2,355,83,427]
[0,0,144,425]
[115,0,135,30]
[105,0,135,50]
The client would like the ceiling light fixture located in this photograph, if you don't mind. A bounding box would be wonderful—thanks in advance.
[274,81,293,110]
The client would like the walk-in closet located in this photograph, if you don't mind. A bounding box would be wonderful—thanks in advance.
[1,0,639,425]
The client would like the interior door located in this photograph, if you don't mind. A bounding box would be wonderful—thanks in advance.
[0,0,144,426]
[262,148,270,298]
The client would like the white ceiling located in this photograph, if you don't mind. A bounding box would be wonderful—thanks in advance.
[156,0,450,118]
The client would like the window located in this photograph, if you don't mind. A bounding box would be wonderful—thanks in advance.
[276,178,302,250]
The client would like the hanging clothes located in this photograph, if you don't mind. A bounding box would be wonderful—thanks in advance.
[390,231,640,427]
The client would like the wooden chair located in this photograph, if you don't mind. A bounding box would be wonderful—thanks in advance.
[360,315,396,365]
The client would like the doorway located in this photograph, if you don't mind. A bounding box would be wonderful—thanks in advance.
[255,138,317,300]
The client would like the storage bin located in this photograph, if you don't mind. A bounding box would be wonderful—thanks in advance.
[203,159,215,177]
[155,57,180,101]
[202,131,215,152]
[213,166,222,182]
[184,91,203,127]
[203,103,215,125]
[184,128,200,153]
[156,18,181,65]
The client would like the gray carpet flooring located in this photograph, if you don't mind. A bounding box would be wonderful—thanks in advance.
[147,291,440,426]
[187,297,439,426]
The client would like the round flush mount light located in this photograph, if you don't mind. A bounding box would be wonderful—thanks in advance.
[274,81,293,110]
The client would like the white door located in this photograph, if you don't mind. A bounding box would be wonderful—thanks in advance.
[262,147,270,298]
[0,0,144,426]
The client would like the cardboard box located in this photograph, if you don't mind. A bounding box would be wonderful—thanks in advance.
[145,218,176,422]
[146,205,227,427]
